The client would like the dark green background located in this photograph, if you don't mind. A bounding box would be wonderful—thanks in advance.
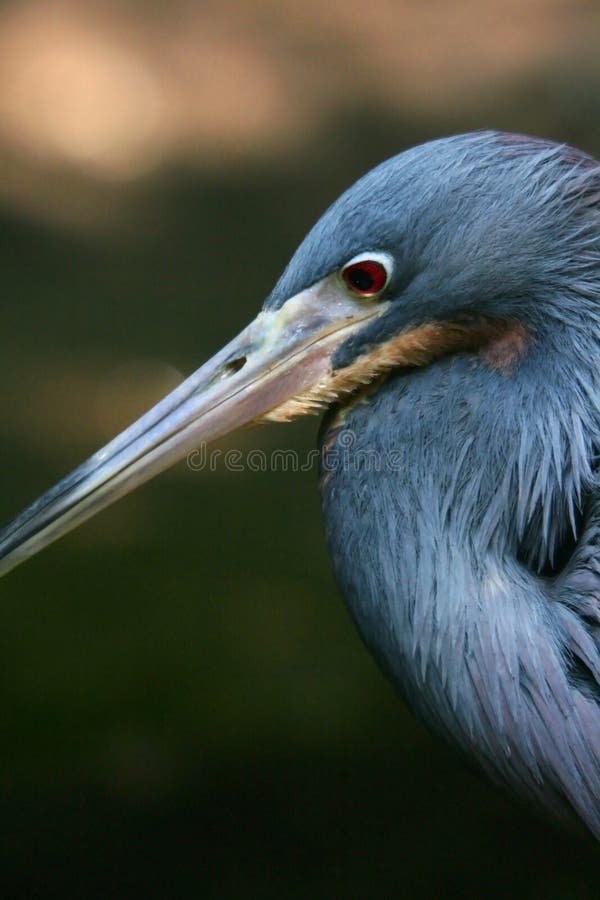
[2,100,600,895]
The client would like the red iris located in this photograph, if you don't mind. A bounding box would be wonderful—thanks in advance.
[342,259,388,296]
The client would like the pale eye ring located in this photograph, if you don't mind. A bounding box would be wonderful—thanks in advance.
[340,252,393,298]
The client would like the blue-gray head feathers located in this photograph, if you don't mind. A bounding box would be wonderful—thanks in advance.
[268,130,600,356]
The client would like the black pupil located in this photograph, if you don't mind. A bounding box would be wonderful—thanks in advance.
[347,266,375,292]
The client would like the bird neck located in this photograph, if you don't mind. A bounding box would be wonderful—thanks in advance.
[319,340,600,828]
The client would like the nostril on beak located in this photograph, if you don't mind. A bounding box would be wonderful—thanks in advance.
[224,355,247,375]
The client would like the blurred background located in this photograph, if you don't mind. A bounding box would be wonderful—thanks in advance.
[1,0,600,896]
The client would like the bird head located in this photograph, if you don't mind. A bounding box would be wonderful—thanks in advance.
[1,131,599,573]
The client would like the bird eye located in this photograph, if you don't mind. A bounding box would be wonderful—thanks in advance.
[340,254,391,298]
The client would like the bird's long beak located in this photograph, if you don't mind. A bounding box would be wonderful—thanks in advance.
[0,277,383,576]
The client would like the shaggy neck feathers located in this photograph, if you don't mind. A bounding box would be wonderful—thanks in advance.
[319,332,600,834]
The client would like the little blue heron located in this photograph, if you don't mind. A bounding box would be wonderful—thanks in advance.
[0,131,599,838]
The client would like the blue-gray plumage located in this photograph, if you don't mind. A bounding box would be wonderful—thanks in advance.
[1,131,599,838]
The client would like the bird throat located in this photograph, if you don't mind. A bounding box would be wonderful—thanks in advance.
[259,316,530,424]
